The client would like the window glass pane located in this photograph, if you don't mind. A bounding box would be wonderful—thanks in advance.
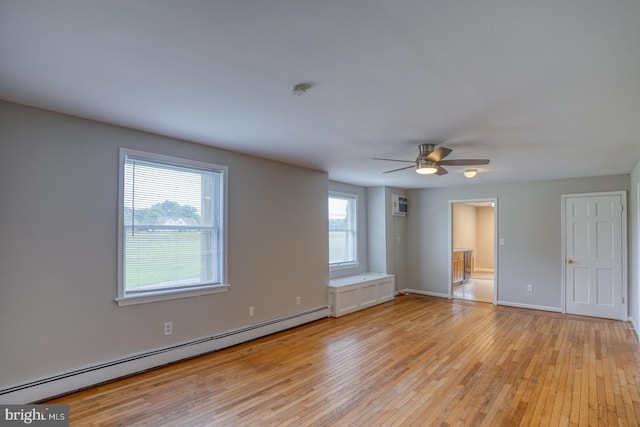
[122,153,224,295]
[124,161,214,227]
[125,229,208,290]
[328,193,357,266]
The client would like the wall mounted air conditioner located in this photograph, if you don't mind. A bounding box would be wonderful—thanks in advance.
[392,194,408,216]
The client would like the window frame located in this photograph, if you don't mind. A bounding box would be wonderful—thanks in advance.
[116,148,229,306]
[328,191,359,270]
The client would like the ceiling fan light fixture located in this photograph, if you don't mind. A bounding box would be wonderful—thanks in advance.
[416,160,438,175]
[464,169,478,178]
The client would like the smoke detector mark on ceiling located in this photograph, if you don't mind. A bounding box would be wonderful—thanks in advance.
[292,82,312,96]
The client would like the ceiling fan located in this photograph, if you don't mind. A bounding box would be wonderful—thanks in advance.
[373,143,490,176]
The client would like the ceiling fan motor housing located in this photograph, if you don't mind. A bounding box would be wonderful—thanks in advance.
[417,143,436,160]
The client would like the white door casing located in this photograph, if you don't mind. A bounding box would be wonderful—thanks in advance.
[562,192,627,320]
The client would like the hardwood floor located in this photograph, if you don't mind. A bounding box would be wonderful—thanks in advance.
[46,295,640,426]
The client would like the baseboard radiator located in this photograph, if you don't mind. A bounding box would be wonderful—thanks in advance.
[0,306,329,404]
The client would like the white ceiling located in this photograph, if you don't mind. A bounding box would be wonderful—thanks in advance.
[1,1,639,188]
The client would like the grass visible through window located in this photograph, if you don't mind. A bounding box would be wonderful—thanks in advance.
[125,231,201,290]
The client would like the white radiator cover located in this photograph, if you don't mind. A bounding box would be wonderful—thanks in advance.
[0,307,329,404]
[328,273,395,317]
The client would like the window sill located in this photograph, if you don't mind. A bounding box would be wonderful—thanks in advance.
[329,262,359,272]
[116,284,230,307]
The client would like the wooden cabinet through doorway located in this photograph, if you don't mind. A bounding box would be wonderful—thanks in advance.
[452,250,472,286]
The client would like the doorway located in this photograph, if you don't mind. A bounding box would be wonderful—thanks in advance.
[449,199,498,304]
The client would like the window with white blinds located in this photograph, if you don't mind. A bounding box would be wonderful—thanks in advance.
[117,149,228,305]
[328,192,358,268]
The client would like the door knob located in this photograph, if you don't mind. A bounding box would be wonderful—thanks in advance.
[567,259,574,264]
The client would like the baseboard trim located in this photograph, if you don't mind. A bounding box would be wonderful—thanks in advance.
[0,307,329,404]
[629,316,639,341]
[474,268,494,273]
[402,288,449,299]
[496,300,562,313]
[402,291,564,315]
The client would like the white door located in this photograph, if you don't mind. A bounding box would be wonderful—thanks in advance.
[564,193,625,319]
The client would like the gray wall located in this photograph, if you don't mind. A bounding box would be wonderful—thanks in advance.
[0,101,329,388]
[367,187,387,273]
[366,187,407,289]
[406,175,630,309]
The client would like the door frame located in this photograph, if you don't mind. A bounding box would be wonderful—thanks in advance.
[448,198,499,305]
[560,191,628,320]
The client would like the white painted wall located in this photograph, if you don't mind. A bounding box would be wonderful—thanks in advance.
[0,101,329,390]
[406,176,630,310]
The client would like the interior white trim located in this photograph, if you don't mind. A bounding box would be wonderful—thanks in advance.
[402,289,449,299]
[637,182,640,335]
[496,301,562,313]
[0,307,329,404]
[629,316,638,339]
[402,289,563,313]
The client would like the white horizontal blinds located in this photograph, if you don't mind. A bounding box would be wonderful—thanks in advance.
[123,155,222,293]
[328,194,357,265]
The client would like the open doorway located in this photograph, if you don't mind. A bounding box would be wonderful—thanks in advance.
[449,199,497,304]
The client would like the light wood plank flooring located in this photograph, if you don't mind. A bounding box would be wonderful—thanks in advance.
[46,295,640,426]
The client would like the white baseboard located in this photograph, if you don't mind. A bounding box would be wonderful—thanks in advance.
[402,288,449,299]
[496,300,562,313]
[0,307,329,404]
[629,316,639,340]
[402,291,563,314]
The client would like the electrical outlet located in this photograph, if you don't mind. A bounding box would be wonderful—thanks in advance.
[527,284,533,292]
[296,296,301,305]
[164,321,173,336]
[249,306,254,317]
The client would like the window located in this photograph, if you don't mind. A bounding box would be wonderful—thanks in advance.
[328,192,358,268]
[117,149,228,305]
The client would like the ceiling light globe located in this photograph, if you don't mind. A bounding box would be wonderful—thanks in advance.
[464,169,478,178]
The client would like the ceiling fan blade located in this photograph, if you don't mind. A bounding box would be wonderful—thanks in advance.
[435,166,448,176]
[382,165,415,174]
[372,157,415,163]
[426,147,452,162]
[438,159,490,166]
